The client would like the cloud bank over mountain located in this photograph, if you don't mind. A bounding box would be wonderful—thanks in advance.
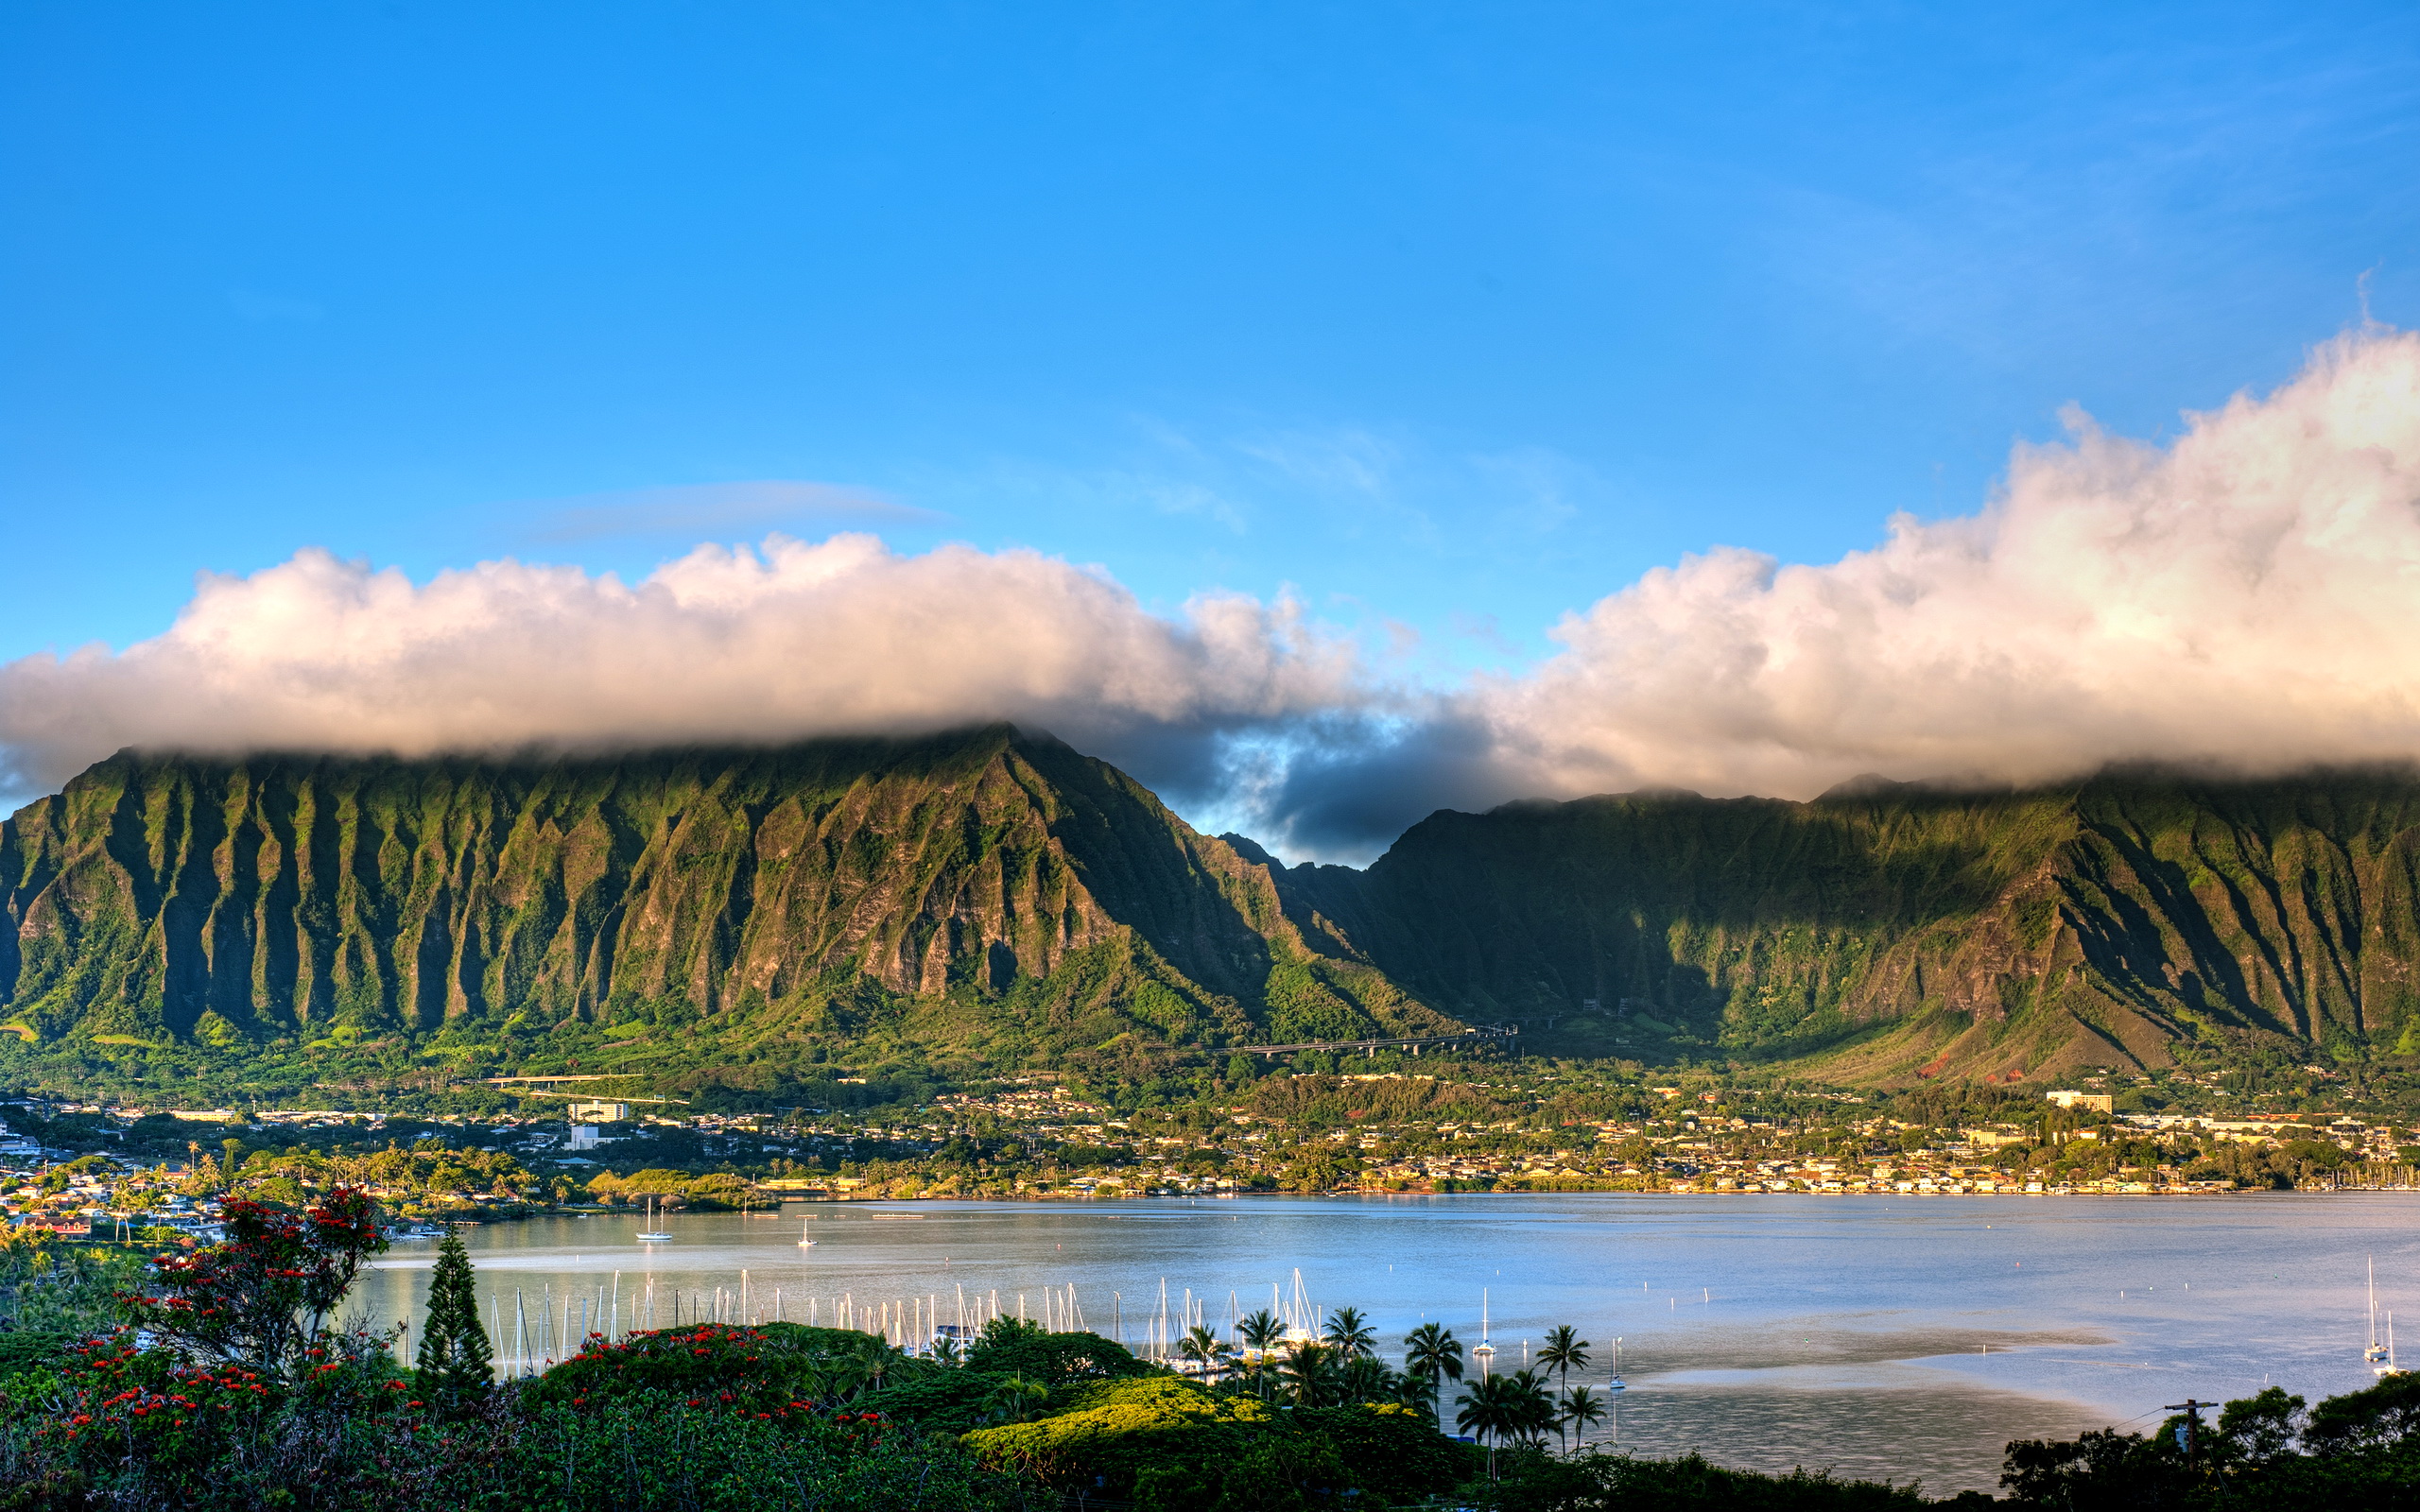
[5,327,2418,860]
[1443,325,2420,816]
[0,536,1363,816]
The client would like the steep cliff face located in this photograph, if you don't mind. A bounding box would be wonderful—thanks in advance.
[0,729,1457,1057]
[13,734,2418,1083]
[1262,770,2420,1078]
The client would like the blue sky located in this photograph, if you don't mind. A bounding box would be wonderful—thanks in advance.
[8,4,2414,661]
[4,4,2419,846]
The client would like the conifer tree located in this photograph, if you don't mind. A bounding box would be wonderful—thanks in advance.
[415,1227,493,1409]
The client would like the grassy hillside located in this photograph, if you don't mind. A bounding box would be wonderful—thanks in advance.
[1262,768,2420,1081]
[0,728,1455,1098]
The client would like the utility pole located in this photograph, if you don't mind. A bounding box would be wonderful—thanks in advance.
[2164,1400,2208,1470]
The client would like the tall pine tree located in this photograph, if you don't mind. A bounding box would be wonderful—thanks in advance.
[414,1228,493,1410]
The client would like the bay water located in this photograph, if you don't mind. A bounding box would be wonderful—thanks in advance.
[354,1193,2420,1495]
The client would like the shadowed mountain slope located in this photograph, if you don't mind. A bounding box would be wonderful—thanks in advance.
[1256,769,2420,1080]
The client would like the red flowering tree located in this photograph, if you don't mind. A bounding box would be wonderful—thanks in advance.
[522,1322,886,1419]
[122,1186,389,1380]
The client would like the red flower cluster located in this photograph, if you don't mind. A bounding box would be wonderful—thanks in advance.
[43,1325,420,1458]
[119,1188,389,1379]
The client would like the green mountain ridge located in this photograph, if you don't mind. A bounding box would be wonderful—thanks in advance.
[6,730,2420,1091]
[1255,766,2420,1081]
[0,728,1452,1089]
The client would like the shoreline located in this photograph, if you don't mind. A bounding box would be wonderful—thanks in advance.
[58,1180,2411,1246]
[578,1182,2420,1216]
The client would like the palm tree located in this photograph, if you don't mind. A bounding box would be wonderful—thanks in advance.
[1236,1308,1285,1353]
[1558,1385,1606,1455]
[854,1337,909,1391]
[979,1371,1048,1425]
[1323,1305,1376,1358]
[1537,1324,1590,1390]
[1178,1324,1231,1374]
[1456,1374,1516,1476]
[929,1334,964,1367]
[1502,1369,1558,1449]
[1404,1321,1463,1383]
[1281,1340,1340,1405]
[1338,1351,1394,1404]
[1403,1321,1464,1431]
[1236,1308,1285,1399]
[802,1353,867,1406]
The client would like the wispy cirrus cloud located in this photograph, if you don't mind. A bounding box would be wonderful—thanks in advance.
[520,479,942,543]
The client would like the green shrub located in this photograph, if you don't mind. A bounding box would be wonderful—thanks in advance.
[1477,1447,1929,1512]
[963,1376,1269,1492]
[961,1317,1153,1385]
[2304,1370,2420,1453]
[0,1327,81,1383]
[1981,1376,2420,1511]
[0,1327,486,1512]
[0,1332,1013,1512]
[493,1393,1012,1512]
[1290,1400,1480,1499]
[519,1322,894,1416]
[858,1369,1018,1434]
[0,1238,146,1343]
[964,1377,1475,1505]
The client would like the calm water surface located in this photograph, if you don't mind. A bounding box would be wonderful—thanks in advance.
[355,1194,2420,1494]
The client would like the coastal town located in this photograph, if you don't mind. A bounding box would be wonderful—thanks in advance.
[7,1066,2417,1238]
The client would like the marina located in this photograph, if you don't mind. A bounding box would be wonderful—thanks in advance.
[355,1190,2420,1494]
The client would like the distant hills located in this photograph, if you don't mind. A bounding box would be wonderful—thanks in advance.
[1254,767,2420,1081]
[6,727,2419,1090]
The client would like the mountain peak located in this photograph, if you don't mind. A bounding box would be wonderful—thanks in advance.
[0,733,1461,1075]
[1816,772,1919,800]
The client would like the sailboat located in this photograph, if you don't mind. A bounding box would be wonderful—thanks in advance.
[2368,1258,2392,1375]
[797,1217,817,1247]
[1472,1289,1496,1374]
[637,1195,673,1244]
[1607,1335,1626,1393]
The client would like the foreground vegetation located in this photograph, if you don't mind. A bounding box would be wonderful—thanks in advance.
[3,1191,2420,1509]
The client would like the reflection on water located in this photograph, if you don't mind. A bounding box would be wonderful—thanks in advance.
[1594,1383,2099,1493]
[353,1193,2420,1494]
[1583,1321,2116,1376]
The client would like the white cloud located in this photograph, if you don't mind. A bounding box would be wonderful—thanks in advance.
[8,327,2420,856]
[0,534,1361,800]
[1465,324,2420,803]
